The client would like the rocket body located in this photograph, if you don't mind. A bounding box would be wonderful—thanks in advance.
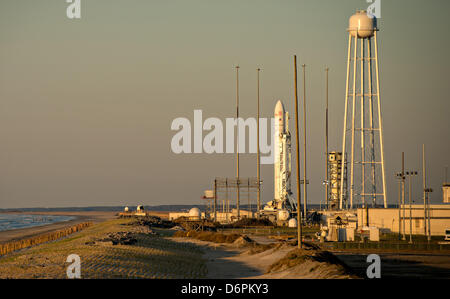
[274,100,292,205]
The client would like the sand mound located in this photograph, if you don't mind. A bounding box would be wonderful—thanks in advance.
[263,259,355,279]
[232,235,254,247]
[264,248,358,279]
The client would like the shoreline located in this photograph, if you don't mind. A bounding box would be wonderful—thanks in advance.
[0,211,117,244]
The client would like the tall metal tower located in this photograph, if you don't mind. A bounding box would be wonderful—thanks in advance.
[340,10,387,209]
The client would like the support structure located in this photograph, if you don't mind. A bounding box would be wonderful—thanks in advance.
[325,67,329,209]
[235,66,240,219]
[256,68,262,214]
[422,144,427,236]
[340,11,387,209]
[294,55,303,248]
[213,177,259,222]
[402,152,406,240]
[302,64,308,216]
[405,171,418,243]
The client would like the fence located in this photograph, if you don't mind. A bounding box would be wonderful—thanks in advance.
[326,241,450,251]
[0,222,92,256]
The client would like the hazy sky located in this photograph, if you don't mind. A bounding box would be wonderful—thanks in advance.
[0,0,449,208]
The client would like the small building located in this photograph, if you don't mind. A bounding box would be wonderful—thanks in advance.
[135,205,146,216]
[169,208,206,221]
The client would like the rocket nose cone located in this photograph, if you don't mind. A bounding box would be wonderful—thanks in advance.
[275,100,285,116]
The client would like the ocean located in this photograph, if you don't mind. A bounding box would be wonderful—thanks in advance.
[0,214,75,232]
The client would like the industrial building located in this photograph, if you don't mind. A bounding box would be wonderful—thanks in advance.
[319,204,450,238]
[357,205,450,236]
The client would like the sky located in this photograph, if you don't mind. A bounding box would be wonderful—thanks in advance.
[0,0,449,208]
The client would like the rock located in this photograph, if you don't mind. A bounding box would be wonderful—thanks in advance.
[124,216,175,228]
[130,226,156,234]
[96,231,137,246]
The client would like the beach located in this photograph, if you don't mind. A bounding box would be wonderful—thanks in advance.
[0,217,207,279]
[0,211,116,244]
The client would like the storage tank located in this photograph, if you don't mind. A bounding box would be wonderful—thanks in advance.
[288,218,297,228]
[348,10,376,38]
[189,207,201,219]
[277,210,290,221]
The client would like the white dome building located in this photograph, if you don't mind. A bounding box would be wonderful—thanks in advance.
[188,208,201,220]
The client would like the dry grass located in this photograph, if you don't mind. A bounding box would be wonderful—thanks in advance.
[173,230,241,244]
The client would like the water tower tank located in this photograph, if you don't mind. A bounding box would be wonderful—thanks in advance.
[349,10,375,38]
[189,208,201,219]
[288,218,297,228]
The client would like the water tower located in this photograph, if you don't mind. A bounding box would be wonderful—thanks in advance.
[339,10,387,209]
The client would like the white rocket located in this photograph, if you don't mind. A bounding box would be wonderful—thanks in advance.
[271,100,294,211]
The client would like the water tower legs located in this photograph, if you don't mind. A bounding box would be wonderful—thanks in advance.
[340,31,387,210]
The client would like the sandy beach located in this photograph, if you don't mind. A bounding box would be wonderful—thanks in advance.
[0,217,207,278]
[0,211,117,244]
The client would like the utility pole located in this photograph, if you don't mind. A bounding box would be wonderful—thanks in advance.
[302,64,308,218]
[402,152,406,241]
[406,171,418,244]
[256,68,262,216]
[423,144,433,242]
[235,65,240,220]
[214,179,217,221]
[396,171,402,240]
[426,188,432,241]
[294,55,303,248]
[408,172,412,243]
[325,67,329,210]
[422,144,427,237]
